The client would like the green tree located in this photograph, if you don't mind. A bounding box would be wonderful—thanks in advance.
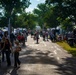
[0,0,31,15]
[0,16,8,27]
[0,0,31,27]
[33,3,49,28]
[61,18,73,31]
[44,6,59,28]
[45,0,76,24]
[15,13,36,29]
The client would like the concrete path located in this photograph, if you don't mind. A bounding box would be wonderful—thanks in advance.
[0,35,76,75]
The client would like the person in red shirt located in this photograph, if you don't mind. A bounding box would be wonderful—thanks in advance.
[17,34,22,43]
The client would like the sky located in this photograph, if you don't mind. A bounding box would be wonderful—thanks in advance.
[26,0,45,12]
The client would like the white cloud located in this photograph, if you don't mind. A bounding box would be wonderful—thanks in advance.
[36,0,40,1]
[36,0,45,2]
[25,0,45,13]
[26,7,33,13]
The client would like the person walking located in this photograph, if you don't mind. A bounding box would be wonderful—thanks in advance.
[14,40,21,68]
[1,37,6,62]
[36,31,39,44]
[10,32,15,46]
[21,34,25,46]
[43,31,45,41]
[3,38,12,66]
[0,31,3,42]
[45,31,49,41]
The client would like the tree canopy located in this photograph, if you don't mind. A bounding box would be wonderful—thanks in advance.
[45,0,76,24]
[33,3,50,28]
[14,13,36,29]
[0,0,76,32]
[45,0,76,31]
[0,0,31,15]
[0,0,31,27]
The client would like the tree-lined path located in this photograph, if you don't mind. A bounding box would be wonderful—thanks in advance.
[0,35,76,75]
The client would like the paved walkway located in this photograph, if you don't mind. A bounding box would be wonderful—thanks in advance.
[0,35,76,75]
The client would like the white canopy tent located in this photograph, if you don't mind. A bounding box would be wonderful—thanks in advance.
[35,25,41,31]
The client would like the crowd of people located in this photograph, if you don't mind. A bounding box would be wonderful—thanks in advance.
[30,30,50,43]
[0,29,52,68]
[0,30,25,68]
[1,28,74,68]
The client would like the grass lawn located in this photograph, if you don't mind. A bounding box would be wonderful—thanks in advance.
[57,41,76,56]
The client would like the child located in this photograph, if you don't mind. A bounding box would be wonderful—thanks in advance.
[14,40,21,68]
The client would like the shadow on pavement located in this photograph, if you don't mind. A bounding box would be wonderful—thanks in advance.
[10,68,19,75]
[20,46,76,75]
[0,46,76,75]
[55,57,76,75]
[20,47,58,65]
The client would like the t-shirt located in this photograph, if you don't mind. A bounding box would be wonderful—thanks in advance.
[14,45,21,52]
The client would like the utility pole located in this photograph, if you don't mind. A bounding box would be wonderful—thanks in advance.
[8,9,14,39]
[8,17,11,39]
